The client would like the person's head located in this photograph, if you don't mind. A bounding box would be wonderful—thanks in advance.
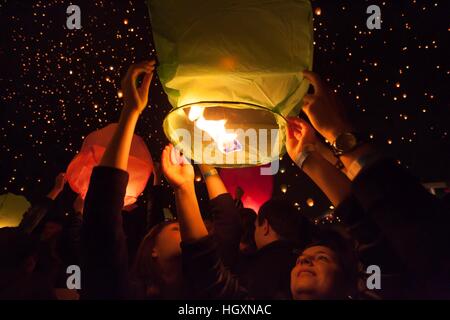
[0,228,39,298]
[290,228,360,300]
[238,208,257,253]
[0,228,38,274]
[254,198,312,250]
[132,221,182,294]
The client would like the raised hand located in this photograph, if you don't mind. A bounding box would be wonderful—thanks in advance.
[285,117,318,163]
[301,71,353,142]
[53,172,67,192]
[121,60,156,114]
[161,144,194,190]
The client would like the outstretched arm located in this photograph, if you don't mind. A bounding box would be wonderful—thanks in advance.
[286,118,351,206]
[100,60,155,170]
[162,146,249,299]
[19,172,66,234]
[161,144,208,242]
[199,164,242,268]
[199,164,227,199]
[300,70,450,297]
[81,60,155,299]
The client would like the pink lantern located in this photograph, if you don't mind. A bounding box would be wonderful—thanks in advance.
[66,123,153,206]
[219,165,273,213]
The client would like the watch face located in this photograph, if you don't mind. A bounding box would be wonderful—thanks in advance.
[335,133,358,152]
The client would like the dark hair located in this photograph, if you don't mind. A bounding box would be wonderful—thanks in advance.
[238,208,257,251]
[303,226,361,298]
[131,220,178,297]
[0,228,38,270]
[257,198,313,248]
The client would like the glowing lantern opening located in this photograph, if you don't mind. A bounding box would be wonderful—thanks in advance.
[148,0,313,167]
[0,193,30,228]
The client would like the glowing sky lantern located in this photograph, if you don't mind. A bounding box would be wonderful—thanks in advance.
[0,193,30,228]
[147,0,313,167]
[66,123,153,206]
[220,166,274,213]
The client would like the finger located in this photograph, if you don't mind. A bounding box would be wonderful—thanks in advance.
[170,145,182,165]
[286,125,294,140]
[302,71,325,94]
[139,71,154,97]
[287,117,304,129]
[302,94,314,106]
[161,147,171,172]
[297,119,312,133]
[290,118,310,133]
[172,145,188,165]
[125,61,155,82]
[293,130,303,141]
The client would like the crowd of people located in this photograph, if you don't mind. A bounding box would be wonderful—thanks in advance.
[1,60,449,300]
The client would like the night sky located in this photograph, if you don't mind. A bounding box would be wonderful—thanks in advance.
[0,0,449,219]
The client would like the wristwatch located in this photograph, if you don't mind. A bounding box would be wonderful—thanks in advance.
[332,132,365,156]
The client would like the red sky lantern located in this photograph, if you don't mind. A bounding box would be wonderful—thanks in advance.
[219,165,274,213]
[66,123,153,206]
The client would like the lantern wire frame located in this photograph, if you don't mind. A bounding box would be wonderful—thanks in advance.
[163,101,288,168]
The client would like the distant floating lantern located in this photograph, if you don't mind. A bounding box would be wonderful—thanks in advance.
[147,0,313,167]
[280,184,288,194]
[0,193,30,228]
[314,7,322,16]
[306,198,314,207]
[66,123,153,206]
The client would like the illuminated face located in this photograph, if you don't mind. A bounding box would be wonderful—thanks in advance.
[153,222,182,260]
[290,246,344,300]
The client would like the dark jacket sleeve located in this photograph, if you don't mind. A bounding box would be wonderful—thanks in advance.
[146,185,166,231]
[18,196,54,234]
[181,236,250,300]
[335,195,409,298]
[209,193,242,268]
[80,166,130,299]
[64,212,83,266]
[351,158,450,297]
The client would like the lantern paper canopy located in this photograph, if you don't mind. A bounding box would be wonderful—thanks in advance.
[219,166,274,212]
[147,0,313,167]
[66,123,153,206]
[0,193,31,228]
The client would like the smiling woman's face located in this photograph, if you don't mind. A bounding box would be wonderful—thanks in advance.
[290,245,344,300]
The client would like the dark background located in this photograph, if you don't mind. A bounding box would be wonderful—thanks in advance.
[0,0,449,219]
